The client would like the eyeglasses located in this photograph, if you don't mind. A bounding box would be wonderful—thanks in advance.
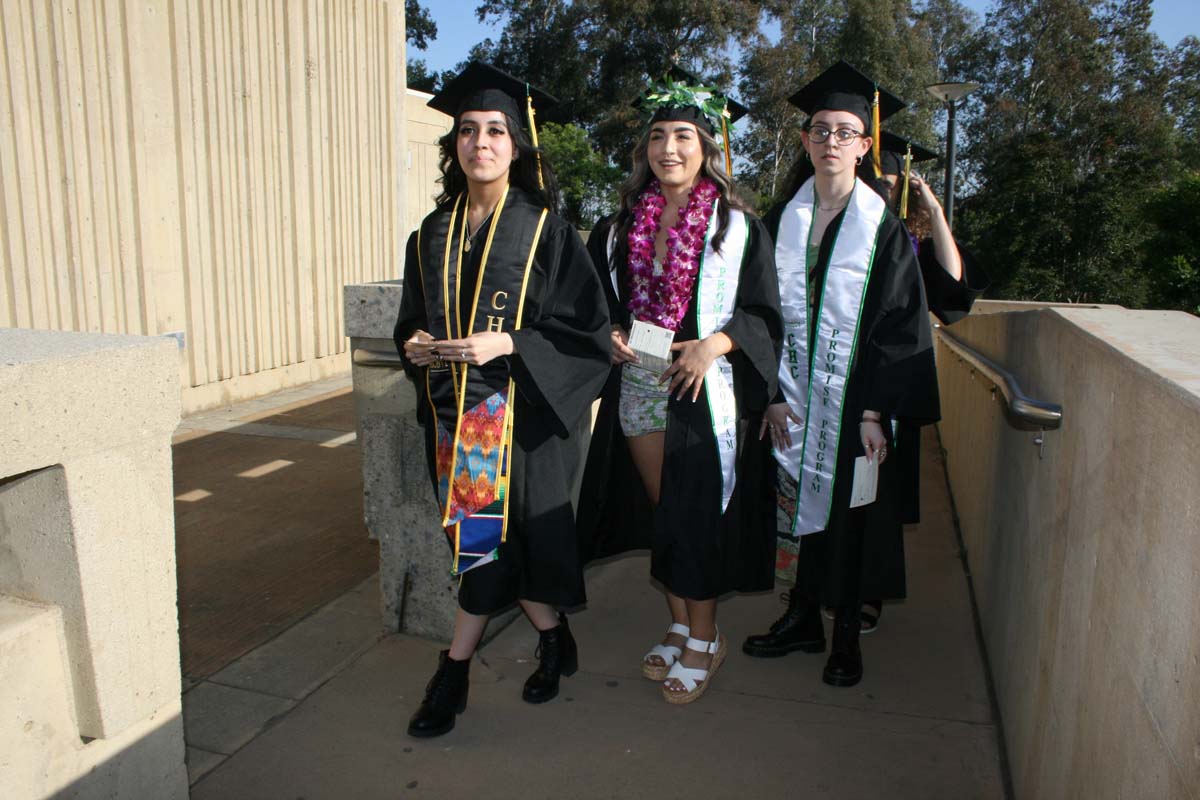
[807,126,865,146]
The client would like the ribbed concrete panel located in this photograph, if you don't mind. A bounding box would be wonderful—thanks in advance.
[1,0,402,408]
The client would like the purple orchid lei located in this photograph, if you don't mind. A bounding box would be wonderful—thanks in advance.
[626,177,720,332]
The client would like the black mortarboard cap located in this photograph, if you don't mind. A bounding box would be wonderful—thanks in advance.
[787,60,905,130]
[878,131,939,175]
[633,65,748,133]
[427,61,558,127]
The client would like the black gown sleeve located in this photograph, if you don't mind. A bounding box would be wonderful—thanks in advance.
[585,216,627,327]
[506,221,613,436]
[860,219,941,424]
[919,237,990,325]
[393,231,427,389]
[721,216,783,414]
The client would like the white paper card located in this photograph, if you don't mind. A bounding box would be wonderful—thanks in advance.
[628,319,675,374]
[849,455,879,508]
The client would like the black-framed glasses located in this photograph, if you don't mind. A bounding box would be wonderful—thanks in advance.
[807,126,864,146]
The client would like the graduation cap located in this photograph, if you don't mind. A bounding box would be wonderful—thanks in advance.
[788,60,906,178]
[877,131,938,220]
[427,61,558,188]
[878,131,938,176]
[634,65,748,175]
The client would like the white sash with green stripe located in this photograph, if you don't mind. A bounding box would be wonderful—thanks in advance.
[695,207,746,513]
[607,204,747,513]
[775,177,886,535]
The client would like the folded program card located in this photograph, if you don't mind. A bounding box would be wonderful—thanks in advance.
[628,320,675,374]
[848,455,879,508]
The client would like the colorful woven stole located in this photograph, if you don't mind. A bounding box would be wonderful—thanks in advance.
[774,177,886,538]
[416,186,548,574]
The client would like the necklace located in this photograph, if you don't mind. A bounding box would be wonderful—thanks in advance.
[464,210,495,252]
[626,177,720,331]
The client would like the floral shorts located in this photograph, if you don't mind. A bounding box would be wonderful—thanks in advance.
[618,363,669,438]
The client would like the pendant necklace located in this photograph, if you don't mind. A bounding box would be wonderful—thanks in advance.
[464,210,494,252]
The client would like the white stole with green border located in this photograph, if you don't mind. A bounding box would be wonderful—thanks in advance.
[775,177,886,535]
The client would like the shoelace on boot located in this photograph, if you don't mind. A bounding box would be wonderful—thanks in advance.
[768,591,810,633]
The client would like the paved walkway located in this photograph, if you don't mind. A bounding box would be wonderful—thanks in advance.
[178,380,1009,798]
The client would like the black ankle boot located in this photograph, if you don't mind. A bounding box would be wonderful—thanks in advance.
[407,650,470,738]
[742,590,826,658]
[822,606,863,687]
[522,613,578,704]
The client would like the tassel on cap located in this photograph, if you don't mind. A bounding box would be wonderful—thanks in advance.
[899,144,913,220]
[722,114,734,177]
[871,88,882,178]
[526,83,544,190]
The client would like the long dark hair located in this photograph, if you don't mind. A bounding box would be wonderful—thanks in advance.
[613,123,752,256]
[435,112,560,211]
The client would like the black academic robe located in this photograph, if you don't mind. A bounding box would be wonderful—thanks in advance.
[860,236,989,599]
[393,188,612,615]
[762,199,940,608]
[576,210,783,600]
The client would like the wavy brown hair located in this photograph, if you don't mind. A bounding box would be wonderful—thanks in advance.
[613,122,752,255]
[434,112,560,211]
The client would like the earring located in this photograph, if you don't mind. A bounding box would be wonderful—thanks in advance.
[855,155,863,165]
[804,151,811,162]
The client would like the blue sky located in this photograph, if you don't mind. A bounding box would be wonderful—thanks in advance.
[414,0,1200,75]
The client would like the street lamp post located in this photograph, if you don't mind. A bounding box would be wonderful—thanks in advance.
[926,81,979,231]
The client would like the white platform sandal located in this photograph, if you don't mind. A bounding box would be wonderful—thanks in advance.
[662,632,728,705]
[642,623,690,680]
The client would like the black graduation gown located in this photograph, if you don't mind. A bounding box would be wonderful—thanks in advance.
[762,200,940,608]
[859,237,989,599]
[576,210,783,600]
[393,188,612,615]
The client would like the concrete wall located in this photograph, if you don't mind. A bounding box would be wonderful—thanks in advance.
[0,0,407,414]
[0,327,187,799]
[405,88,452,234]
[936,307,1200,798]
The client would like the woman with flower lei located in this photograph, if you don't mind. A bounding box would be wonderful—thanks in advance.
[576,72,782,704]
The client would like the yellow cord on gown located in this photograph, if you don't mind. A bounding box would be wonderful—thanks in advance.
[721,115,734,177]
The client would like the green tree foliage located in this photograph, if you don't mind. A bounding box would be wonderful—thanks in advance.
[538,122,623,226]
[954,0,1178,304]
[405,0,438,51]
[405,0,439,92]
[1142,172,1200,314]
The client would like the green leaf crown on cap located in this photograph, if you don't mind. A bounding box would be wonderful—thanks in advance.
[639,75,731,128]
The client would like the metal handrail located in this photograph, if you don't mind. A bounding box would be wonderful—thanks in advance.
[935,326,1063,431]
[352,348,404,368]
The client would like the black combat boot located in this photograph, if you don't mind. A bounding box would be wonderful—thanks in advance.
[742,589,826,657]
[822,606,864,687]
[407,650,470,738]
[522,613,578,704]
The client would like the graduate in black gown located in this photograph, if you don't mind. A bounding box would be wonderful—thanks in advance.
[740,62,940,687]
[851,132,990,631]
[576,70,781,703]
[393,63,611,737]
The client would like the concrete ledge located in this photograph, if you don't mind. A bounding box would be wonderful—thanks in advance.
[344,280,403,340]
[937,307,1200,797]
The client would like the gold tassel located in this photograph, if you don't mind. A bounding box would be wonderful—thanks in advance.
[526,84,544,190]
[871,88,882,178]
[722,114,733,177]
[899,145,913,220]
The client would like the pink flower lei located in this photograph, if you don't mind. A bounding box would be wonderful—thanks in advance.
[626,177,720,332]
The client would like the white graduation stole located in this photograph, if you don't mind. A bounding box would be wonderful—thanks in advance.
[775,177,886,535]
[607,204,748,513]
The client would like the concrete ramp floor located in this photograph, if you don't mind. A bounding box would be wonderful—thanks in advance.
[183,418,1007,798]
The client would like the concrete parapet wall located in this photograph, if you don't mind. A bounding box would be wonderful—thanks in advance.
[0,328,187,798]
[936,308,1200,798]
[344,282,518,640]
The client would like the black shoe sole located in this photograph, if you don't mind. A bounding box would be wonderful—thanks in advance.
[407,718,455,738]
[522,686,559,704]
[821,670,863,687]
[741,640,826,658]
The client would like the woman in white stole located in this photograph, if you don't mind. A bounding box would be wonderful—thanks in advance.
[741,62,940,687]
[577,70,782,704]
